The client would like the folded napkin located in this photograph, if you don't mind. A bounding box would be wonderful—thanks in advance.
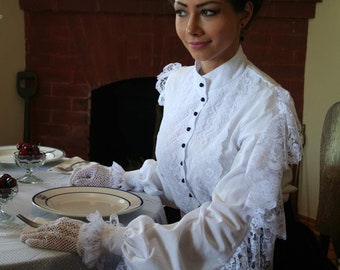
[21,217,50,233]
[49,156,95,174]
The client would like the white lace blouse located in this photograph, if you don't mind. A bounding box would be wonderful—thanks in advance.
[79,46,303,270]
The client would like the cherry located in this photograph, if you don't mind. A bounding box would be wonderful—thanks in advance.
[16,142,43,159]
[16,141,25,150]
[0,173,17,188]
[0,177,7,188]
[19,148,29,156]
[6,177,17,188]
[0,173,11,180]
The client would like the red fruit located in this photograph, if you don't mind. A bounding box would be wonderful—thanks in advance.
[0,173,11,180]
[0,173,17,188]
[0,177,7,188]
[16,141,25,150]
[6,177,17,188]
[21,143,32,151]
[16,142,43,159]
[19,148,29,156]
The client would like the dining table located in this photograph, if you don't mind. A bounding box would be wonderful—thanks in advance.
[0,152,168,270]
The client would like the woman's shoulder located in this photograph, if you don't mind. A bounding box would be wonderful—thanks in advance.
[245,61,292,102]
[155,63,193,105]
[157,63,192,82]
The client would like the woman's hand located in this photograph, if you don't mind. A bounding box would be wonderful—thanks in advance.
[20,217,84,252]
[70,164,112,187]
[70,162,130,190]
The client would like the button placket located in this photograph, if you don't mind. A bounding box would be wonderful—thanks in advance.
[178,79,207,199]
[197,80,207,108]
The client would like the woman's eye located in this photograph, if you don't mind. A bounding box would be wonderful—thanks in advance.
[175,9,187,17]
[201,9,218,16]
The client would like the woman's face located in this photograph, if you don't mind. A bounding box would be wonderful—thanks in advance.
[174,0,253,74]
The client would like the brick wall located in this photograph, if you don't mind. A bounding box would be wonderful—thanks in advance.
[19,0,320,160]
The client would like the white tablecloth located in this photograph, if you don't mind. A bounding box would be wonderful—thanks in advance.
[0,159,167,270]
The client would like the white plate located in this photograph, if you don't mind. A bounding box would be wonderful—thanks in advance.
[32,186,144,218]
[0,145,65,164]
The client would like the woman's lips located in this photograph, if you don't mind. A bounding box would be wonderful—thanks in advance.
[187,41,211,49]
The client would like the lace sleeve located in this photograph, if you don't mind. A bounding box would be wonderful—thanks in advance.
[245,87,303,212]
[155,62,182,105]
[277,89,304,164]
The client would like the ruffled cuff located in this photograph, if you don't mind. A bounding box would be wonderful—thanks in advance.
[109,162,130,190]
[110,159,162,195]
[123,170,144,191]
[77,211,125,269]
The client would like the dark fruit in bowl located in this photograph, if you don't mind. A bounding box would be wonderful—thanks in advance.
[0,173,18,199]
[0,173,17,188]
[16,142,44,160]
[16,141,25,150]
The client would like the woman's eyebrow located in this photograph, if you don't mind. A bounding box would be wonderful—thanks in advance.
[175,1,221,8]
[174,1,187,7]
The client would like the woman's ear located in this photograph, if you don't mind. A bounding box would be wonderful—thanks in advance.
[240,1,254,28]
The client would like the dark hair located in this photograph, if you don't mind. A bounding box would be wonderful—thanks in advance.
[230,0,263,27]
[230,0,263,16]
[230,0,264,41]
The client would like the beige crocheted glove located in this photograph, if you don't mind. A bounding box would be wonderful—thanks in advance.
[20,217,84,252]
[70,162,127,189]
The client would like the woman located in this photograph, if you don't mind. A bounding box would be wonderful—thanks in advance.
[21,0,303,269]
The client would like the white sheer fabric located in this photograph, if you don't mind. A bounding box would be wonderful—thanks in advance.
[78,46,303,269]
[77,211,124,269]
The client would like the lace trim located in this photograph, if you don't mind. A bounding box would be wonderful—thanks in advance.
[77,211,121,269]
[276,88,303,164]
[110,161,131,191]
[245,85,303,211]
[155,62,182,106]
[222,206,282,270]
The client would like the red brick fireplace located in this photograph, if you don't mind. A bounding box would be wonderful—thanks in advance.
[19,0,320,160]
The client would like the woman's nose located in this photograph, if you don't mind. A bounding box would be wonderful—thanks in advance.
[186,16,203,36]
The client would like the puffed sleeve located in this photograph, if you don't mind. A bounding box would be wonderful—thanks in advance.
[155,62,182,106]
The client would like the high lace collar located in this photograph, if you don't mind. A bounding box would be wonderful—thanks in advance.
[194,46,247,89]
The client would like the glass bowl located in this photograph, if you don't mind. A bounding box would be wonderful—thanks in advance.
[14,151,46,184]
[0,175,18,223]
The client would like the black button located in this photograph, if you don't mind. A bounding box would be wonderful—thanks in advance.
[181,179,185,183]
[199,83,204,87]
[186,127,191,131]
[180,161,183,166]
[181,143,185,148]
[194,112,198,116]
[201,97,205,102]
[189,193,193,197]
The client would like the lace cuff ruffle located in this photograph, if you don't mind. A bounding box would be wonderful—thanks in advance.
[224,211,279,269]
[110,162,131,190]
[110,161,145,192]
[77,211,125,269]
[155,62,182,105]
